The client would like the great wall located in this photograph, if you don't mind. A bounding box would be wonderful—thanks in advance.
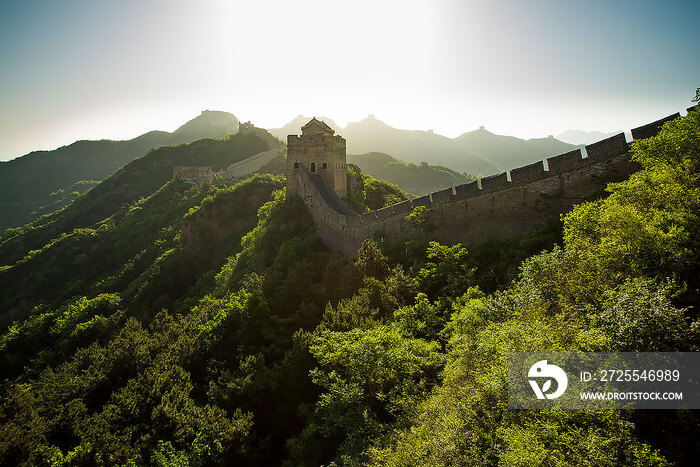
[173,122,285,184]
[291,108,695,256]
[174,108,694,256]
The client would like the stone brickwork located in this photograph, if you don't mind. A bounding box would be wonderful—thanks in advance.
[287,118,348,198]
[216,123,285,180]
[292,111,684,255]
[547,149,586,175]
[585,133,628,162]
[631,114,680,140]
[219,148,283,180]
[173,166,214,184]
[510,160,546,184]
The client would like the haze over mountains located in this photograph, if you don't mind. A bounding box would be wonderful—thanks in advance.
[0,111,239,231]
[347,152,474,196]
[272,114,582,175]
[3,110,593,232]
[0,128,279,268]
[556,129,619,145]
[454,127,582,171]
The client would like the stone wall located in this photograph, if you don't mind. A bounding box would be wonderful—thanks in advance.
[216,125,284,180]
[293,111,685,255]
[219,148,283,180]
[173,166,214,184]
[287,129,348,198]
[295,165,361,256]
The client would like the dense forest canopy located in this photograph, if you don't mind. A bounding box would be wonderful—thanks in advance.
[0,110,698,465]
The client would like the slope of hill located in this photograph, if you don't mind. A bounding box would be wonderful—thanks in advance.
[527,135,582,155]
[26,180,101,221]
[0,175,284,325]
[556,129,619,145]
[271,115,578,176]
[0,110,240,231]
[0,111,697,465]
[348,152,474,195]
[453,127,582,170]
[268,115,341,141]
[0,129,279,268]
[342,116,498,176]
[345,164,409,213]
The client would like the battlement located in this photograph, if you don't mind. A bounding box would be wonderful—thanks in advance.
[287,133,328,146]
[510,160,546,184]
[292,109,687,255]
[480,172,510,193]
[631,113,680,140]
[173,166,214,185]
[547,149,586,175]
[585,133,628,162]
[238,121,255,132]
[287,118,348,198]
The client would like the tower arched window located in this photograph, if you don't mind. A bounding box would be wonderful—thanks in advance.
[311,162,316,173]
[293,162,299,169]
[322,162,327,169]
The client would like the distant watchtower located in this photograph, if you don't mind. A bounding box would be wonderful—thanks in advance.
[287,117,347,198]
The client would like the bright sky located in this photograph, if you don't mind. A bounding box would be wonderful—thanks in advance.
[0,0,697,160]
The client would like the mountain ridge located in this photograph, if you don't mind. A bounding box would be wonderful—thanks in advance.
[556,128,619,145]
[271,114,580,175]
[0,128,279,268]
[0,111,240,231]
[347,152,474,195]
[454,127,582,170]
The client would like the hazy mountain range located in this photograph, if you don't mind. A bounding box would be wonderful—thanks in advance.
[0,128,278,268]
[2,110,596,232]
[347,152,474,196]
[555,129,619,145]
[271,115,582,175]
[453,127,581,171]
[0,111,239,231]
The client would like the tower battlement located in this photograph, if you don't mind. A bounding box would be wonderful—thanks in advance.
[288,108,693,256]
[287,117,347,198]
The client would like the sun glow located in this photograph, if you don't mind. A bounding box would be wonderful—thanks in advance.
[0,0,697,159]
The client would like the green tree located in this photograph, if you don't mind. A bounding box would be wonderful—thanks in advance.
[406,205,436,238]
[289,325,443,466]
[355,239,390,279]
[418,241,475,299]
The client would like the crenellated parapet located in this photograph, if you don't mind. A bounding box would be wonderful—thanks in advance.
[173,166,214,185]
[287,118,348,198]
[218,148,284,180]
[291,109,691,255]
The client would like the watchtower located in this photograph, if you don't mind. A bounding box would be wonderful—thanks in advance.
[287,117,347,198]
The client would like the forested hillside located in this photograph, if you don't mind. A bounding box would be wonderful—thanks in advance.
[0,111,239,231]
[348,152,474,195]
[0,130,280,268]
[0,111,698,466]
